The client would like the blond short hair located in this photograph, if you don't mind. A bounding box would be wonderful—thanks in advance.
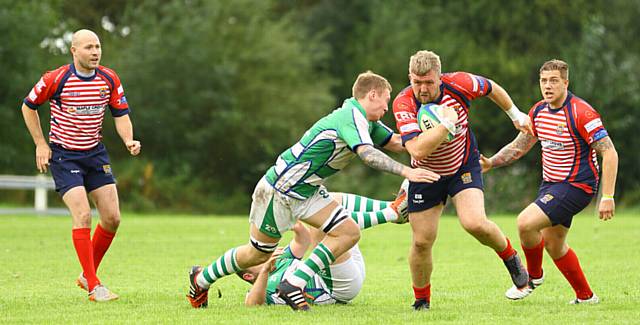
[352,71,392,99]
[540,59,569,80]
[409,50,441,76]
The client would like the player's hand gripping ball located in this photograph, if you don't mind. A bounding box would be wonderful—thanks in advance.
[417,103,456,142]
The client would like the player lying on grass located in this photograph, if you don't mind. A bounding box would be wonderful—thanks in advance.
[238,185,409,306]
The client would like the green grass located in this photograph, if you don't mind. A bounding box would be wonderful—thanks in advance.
[1,212,639,324]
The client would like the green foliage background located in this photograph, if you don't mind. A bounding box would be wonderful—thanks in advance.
[1,0,638,213]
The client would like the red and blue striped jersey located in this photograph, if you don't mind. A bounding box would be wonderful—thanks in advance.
[393,72,492,175]
[529,92,607,194]
[24,64,130,151]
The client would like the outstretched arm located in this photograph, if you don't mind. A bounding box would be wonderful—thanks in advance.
[592,136,618,220]
[481,132,538,173]
[487,80,534,135]
[382,134,406,153]
[356,145,440,183]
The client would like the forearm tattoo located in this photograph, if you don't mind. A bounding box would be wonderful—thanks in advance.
[491,133,537,168]
[591,136,614,156]
[358,145,404,176]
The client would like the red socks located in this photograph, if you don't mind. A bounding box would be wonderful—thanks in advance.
[496,238,517,260]
[413,284,431,302]
[522,239,545,279]
[72,228,99,291]
[92,224,116,272]
[553,248,593,300]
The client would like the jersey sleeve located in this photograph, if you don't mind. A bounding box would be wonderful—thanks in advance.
[370,121,393,147]
[392,94,420,145]
[528,105,539,138]
[576,104,608,145]
[23,71,58,110]
[101,67,130,117]
[337,107,374,151]
[445,72,492,101]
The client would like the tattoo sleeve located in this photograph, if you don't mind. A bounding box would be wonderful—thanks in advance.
[591,136,614,155]
[357,145,404,176]
[490,133,537,168]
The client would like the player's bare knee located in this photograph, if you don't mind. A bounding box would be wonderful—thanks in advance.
[412,235,435,252]
[461,219,486,236]
[102,212,121,230]
[72,210,92,228]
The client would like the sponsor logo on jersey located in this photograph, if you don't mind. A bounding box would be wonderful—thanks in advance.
[584,118,602,133]
[70,169,80,174]
[541,140,565,150]
[540,193,554,204]
[64,91,82,97]
[69,104,106,115]
[556,123,566,135]
[461,172,472,184]
[102,165,112,174]
[99,87,108,98]
[394,111,416,121]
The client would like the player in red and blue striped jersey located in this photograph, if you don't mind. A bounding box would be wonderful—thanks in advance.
[482,59,618,304]
[21,29,141,302]
[393,50,535,310]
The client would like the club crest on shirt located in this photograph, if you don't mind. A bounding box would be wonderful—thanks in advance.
[102,164,112,174]
[461,172,472,184]
[540,194,554,204]
[556,123,566,135]
[99,87,108,98]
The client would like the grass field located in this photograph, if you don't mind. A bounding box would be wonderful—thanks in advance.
[1,211,639,324]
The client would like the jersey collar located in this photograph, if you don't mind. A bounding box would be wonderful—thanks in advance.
[70,63,97,81]
[344,97,367,117]
[547,91,573,113]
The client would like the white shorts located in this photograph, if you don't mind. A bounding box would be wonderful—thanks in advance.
[314,244,366,304]
[249,176,334,238]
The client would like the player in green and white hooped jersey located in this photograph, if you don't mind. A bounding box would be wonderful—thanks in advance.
[187,71,440,310]
[240,188,406,307]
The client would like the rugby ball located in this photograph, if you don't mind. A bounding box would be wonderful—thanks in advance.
[417,103,454,142]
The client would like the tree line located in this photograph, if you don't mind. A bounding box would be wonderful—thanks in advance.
[1,0,638,213]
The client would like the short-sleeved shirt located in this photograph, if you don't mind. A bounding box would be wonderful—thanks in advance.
[24,64,130,151]
[265,97,393,199]
[393,72,492,175]
[529,92,607,194]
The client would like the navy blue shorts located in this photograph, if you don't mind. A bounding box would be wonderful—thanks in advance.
[534,182,593,228]
[49,143,116,196]
[408,151,484,213]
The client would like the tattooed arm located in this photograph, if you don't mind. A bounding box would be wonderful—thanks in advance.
[480,132,538,173]
[592,136,618,220]
[356,145,440,183]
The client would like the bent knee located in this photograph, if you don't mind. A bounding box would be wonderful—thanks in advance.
[461,220,489,236]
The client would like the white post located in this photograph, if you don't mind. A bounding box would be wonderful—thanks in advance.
[35,174,48,213]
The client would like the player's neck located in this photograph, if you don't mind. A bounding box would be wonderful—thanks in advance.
[549,93,568,109]
[73,63,96,77]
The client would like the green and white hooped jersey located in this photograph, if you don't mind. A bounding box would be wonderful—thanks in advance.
[265,98,393,199]
[265,247,335,305]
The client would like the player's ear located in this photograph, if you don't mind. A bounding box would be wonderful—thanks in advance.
[242,273,254,282]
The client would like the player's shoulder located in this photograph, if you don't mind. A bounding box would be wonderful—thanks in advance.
[570,93,597,113]
[42,64,72,83]
[393,86,417,111]
[529,99,547,114]
[97,65,119,77]
[441,71,474,84]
